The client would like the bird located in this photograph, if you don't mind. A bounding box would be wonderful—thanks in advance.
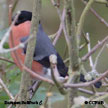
[9,10,69,98]
[9,10,68,85]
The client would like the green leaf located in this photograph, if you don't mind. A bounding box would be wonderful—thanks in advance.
[3,43,9,49]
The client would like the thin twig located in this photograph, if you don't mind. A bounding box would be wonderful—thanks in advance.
[78,88,94,95]
[0,78,14,100]
[43,85,53,108]
[86,33,94,68]
[22,64,54,84]
[95,0,108,4]
[7,94,19,108]
[93,43,106,70]
[0,56,15,64]
[82,36,108,61]
[51,0,70,46]
[53,8,66,46]
[79,88,108,96]
[12,0,19,12]
[76,0,95,45]
[8,6,22,68]
[81,0,108,27]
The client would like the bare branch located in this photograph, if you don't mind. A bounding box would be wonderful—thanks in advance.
[81,0,108,28]
[49,54,67,95]
[93,43,106,70]
[16,0,41,108]
[0,56,15,64]
[76,0,95,45]
[51,0,70,46]
[0,78,14,100]
[22,64,54,84]
[86,33,94,68]
[53,8,66,46]
[82,36,108,61]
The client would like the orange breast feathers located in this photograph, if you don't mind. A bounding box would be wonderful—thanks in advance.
[9,21,44,76]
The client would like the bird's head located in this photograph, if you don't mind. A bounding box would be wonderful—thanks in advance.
[12,10,32,26]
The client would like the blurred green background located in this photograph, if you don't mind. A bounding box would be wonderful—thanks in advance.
[0,0,108,108]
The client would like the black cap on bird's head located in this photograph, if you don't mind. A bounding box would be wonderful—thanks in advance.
[12,10,32,25]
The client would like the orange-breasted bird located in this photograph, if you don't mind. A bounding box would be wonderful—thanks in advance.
[9,10,68,79]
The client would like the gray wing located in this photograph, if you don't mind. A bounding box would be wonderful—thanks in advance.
[20,24,57,61]
[20,24,68,77]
